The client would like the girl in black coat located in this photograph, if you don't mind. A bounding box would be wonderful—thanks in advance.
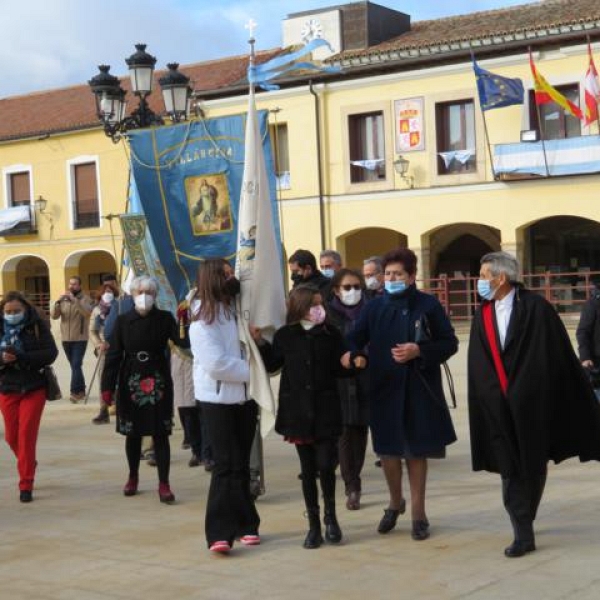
[0,291,58,502]
[251,286,365,549]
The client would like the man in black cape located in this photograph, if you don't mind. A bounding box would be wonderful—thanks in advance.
[468,251,600,558]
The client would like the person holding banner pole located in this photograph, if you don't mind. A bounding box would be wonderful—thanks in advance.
[189,259,260,554]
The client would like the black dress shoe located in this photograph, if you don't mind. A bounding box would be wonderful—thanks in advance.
[20,490,33,503]
[504,540,536,558]
[411,519,430,541]
[378,509,400,534]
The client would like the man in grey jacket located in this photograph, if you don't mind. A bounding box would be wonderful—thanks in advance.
[51,276,93,402]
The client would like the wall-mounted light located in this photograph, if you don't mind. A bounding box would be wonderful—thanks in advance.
[34,195,55,237]
[34,195,47,213]
[520,129,540,142]
[393,155,414,189]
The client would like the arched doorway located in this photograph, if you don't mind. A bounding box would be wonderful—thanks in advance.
[521,216,600,313]
[425,224,501,318]
[1,254,50,312]
[64,249,117,298]
[522,216,600,273]
[337,227,407,269]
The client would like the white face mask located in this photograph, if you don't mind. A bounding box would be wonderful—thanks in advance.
[340,288,362,306]
[134,293,155,311]
[365,276,380,291]
[101,292,114,304]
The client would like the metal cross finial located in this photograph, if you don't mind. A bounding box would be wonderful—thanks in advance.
[245,18,257,40]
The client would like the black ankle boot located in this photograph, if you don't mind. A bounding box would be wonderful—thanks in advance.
[303,508,323,549]
[323,499,342,543]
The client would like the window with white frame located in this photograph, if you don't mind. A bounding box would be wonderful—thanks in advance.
[348,111,386,183]
[435,99,476,175]
[528,84,581,140]
[270,122,291,190]
[3,166,33,208]
[70,161,100,229]
[8,172,31,207]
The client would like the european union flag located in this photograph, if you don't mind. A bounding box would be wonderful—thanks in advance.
[473,58,524,111]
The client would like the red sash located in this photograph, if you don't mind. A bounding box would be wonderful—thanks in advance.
[482,302,508,396]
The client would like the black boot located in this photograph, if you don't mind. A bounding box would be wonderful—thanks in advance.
[92,406,109,425]
[323,498,342,543]
[303,507,324,549]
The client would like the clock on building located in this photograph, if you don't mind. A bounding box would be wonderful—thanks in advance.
[301,18,323,42]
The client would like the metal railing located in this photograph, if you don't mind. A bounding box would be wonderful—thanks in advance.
[418,271,600,320]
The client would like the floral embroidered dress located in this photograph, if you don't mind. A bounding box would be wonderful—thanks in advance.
[101,306,183,437]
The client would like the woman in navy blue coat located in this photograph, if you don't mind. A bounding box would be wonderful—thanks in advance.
[344,248,458,541]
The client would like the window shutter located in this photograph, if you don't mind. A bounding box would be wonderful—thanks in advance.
[74,163,98,214]
[10,172,31,206]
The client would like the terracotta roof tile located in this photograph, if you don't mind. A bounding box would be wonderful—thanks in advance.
[0,49,284,142]
[336,0,600,59]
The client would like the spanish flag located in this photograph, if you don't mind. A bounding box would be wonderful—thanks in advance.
[530,52,583,120]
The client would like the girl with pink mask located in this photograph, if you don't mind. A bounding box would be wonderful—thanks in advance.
[251,285,365,549]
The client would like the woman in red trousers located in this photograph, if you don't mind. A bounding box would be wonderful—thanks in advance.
[0,291,58,502]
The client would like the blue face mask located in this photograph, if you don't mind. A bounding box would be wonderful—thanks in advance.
[321,268,335,279]
[477,279,496,301]
[385,280,407,295]
[4,312,24,326]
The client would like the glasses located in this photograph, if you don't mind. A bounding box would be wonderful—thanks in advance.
[340,284,361,291]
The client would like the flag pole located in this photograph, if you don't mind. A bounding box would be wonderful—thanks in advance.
[243,17,267,496]
[480,102,498,181]
[471,52,499,181]
[529,47,551,177]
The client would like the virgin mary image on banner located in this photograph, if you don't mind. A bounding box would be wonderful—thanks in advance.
[185,173,233,235]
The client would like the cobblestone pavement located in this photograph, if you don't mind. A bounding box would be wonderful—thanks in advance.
[1,333,599,600]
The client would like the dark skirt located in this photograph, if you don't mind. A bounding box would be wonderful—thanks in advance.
[116,355,173,437]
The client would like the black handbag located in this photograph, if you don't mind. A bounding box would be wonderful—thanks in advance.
[43,366,62,401]
[415,314,457,409]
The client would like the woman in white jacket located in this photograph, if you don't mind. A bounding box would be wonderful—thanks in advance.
[189,258,260,554]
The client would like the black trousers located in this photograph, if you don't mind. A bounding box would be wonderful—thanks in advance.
[296,438,338,510]
[501,466,547,544]
[338,425,368,494]
[202,400,260,546]
[178,403,211,461]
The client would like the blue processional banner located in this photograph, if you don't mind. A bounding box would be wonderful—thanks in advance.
[127,112,280,301]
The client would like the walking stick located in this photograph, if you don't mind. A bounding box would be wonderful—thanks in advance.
[256,410,266,495]
[84,351,103,405]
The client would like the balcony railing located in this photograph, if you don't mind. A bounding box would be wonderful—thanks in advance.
[493,135,600,179]
[74,212,100,229]
[418,270,600,320]
[0,205,36,236]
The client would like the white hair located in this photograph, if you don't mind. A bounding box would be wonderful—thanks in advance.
[481,251,520,282]
[363,256,383,273]
[130,275,159,295]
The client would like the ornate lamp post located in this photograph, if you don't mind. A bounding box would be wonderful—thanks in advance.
[89,44,192,142]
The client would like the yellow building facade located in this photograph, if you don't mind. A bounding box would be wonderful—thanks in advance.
[0,0,599,319]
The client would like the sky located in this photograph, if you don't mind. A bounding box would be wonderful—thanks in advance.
[0,0,533,98]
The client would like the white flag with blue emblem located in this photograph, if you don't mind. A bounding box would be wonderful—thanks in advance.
[236,84,286,435]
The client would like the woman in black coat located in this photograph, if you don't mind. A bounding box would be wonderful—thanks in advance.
[251,285,364,549]
[0,291,58,502]
[327,268,371,511]
[102,276,185,504]
[344,248,458,541]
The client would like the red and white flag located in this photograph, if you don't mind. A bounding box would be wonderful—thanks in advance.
[584,44,600,126]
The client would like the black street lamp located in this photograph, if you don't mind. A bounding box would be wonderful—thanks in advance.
[89,44,192,142]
